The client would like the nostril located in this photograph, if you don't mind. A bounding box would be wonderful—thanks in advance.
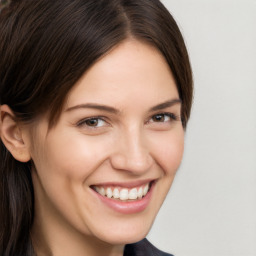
[110,153,153,174]
[110,134,153,173]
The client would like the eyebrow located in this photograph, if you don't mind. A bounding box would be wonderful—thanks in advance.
[149,99,181,112]
[65,103,120,114]
[65,99,181,114]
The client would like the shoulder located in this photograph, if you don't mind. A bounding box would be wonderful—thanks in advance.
[124,238,174,256]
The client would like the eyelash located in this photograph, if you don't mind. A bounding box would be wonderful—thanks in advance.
[76,116,107,128]
[76,112,179,128]
[147,112,179,124]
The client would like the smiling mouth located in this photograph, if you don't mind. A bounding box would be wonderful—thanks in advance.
[90,181,154,201]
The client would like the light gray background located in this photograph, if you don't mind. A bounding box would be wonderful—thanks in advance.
[148,0,256,256]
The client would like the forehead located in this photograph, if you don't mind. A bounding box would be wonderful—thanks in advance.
[65,39,178,111]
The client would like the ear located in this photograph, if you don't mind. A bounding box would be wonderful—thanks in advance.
[0,105,31,162]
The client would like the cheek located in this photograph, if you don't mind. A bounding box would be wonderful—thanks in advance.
[42,132,111,181]
[31,130,114,231]
[149,128,184,175]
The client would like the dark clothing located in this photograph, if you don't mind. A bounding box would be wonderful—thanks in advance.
[124,239,174,256]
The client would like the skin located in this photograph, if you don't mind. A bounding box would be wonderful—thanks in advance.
[0,39,184,256]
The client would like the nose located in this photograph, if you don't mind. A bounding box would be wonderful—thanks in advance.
[110,128,153,175]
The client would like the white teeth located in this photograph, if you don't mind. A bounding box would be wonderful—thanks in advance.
[106,187,112,198]
[95,187,105,196]
[113,188,119,199]
[137,187,143,198]
[143,183,149,196]
[93,182,151,200]
[128,188,138,200]
[119,188,129,200]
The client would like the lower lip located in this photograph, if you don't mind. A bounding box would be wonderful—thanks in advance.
[91,182,155,214]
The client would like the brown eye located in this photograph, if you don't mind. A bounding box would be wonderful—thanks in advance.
[149,113,178,124]
[152,114,165,122]
[85,118,99,127]
[77,117,107,128]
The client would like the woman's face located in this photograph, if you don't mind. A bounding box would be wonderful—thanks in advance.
[29,40,184,247]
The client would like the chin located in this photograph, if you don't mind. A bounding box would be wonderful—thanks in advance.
[98,227,150,246]
[89,214,155,246]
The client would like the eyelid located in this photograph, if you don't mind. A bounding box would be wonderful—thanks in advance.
[76,116,109,128]
[147,112,180,123]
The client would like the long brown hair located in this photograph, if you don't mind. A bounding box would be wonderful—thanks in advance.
[0,0,193,255]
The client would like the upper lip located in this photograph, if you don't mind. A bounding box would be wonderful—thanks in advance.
[90,178,157,188]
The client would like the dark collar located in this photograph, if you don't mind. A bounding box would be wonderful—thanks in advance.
[124,238,174,256]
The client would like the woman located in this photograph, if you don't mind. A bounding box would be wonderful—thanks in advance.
[0,0,193,255]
